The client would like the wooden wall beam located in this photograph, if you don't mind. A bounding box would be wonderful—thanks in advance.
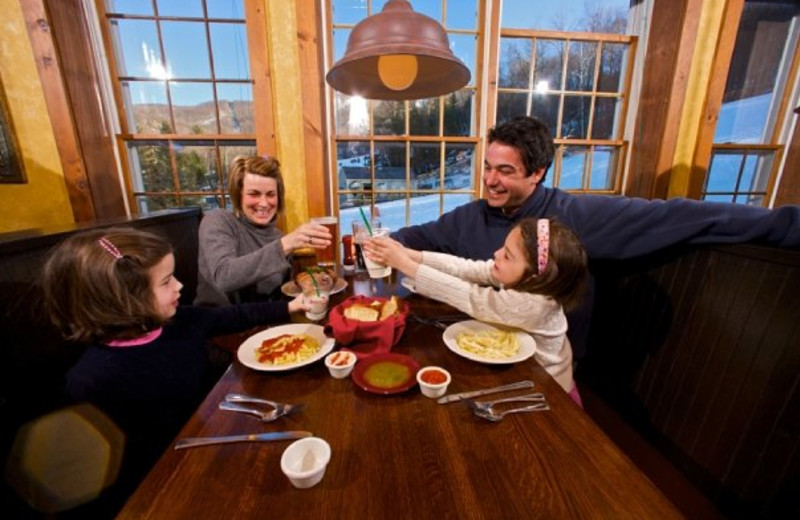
[21,0,95,222]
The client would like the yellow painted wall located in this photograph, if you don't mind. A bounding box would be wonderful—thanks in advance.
[0,0,73,233]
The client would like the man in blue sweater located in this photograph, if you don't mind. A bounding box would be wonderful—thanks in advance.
[394,116,800,355]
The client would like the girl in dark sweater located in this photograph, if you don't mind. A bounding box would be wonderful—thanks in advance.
[42,227,306,509]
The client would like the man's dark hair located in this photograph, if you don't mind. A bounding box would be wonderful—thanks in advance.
[488,116,555,180]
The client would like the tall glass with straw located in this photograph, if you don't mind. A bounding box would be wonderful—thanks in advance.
[352,207,380,273]
[358,207,391,278]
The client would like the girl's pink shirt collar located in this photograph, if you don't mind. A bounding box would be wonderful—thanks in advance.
[105,327,163,347]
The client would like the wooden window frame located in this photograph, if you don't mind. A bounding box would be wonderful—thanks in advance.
[94,0,275,213]
[490,26,638,194]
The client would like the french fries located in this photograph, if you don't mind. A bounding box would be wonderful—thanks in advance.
[455,330,520,359]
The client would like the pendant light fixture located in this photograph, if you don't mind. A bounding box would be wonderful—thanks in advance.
[326,0,470,101]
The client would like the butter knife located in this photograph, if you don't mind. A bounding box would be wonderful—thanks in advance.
[174,431,312,450]
[436,380,534,404]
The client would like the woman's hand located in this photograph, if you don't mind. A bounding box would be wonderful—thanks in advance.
[281,222,333,255]
[287,294,310,314]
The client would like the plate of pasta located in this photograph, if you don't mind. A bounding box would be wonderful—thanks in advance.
[237,324,335,372]
[442,320,535,365]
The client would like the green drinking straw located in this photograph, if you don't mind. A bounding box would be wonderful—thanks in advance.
[358,207,373,236]
[305,267,321,297]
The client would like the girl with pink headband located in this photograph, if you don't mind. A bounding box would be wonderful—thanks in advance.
[364,218,588,405]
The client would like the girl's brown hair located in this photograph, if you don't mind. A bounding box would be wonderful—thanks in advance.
[227,155,285,219]
[42,227,173,343]
[510,218,588,311]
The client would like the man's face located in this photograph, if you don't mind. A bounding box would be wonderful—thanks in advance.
[483,142,543,211]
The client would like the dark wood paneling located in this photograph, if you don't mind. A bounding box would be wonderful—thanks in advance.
[579,244,800,518]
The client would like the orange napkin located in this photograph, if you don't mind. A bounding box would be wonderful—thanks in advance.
[324,296,408,359]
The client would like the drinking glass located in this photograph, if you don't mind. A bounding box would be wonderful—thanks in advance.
[312,216,338,267]
[363,227,391,278]
[351,218,381,272]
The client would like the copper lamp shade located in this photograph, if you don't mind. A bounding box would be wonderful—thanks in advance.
[326,0,470,101]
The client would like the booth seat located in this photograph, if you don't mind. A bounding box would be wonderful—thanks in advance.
[577,243,800,519]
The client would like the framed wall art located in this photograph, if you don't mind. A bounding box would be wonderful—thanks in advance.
[0,81,26,184]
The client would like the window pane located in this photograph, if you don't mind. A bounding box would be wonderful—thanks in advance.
[105,0,153,15]
[128,141,173,192]
[374,100,407,135]
[170,82,217,133]
[374,142,406,193]
[562,95,591,139]
[206,0,245,20]
[157,0,203,17]
[444,90,475,137]
[411,142,440,190]
[449,33,477,87]
[740,151,772,193]
[566,41,597,92]
[136,195,178,212]
[124,81,170,133]
[446,0,477,30]
[377,198,408,231]
[496,92,528,125]
[175,142,217,191]
[531,94,559,136]
[598,43,627,92]
[111,20,161,78]
[706,152,742,192]
[499,38,531,89]
[407,0,441,22]
[534,40,564,92]
[561,146,587,189]
[589,146,618,190]
[332,29,352,63]
[735,193,764,205]
[714,1,800,143]
[161,22,210,79]
[217,83,254,133]
[332,0,367,25]
[444,143,475,190]
[210,23,250,79]
[443,193,473,214]
[179,195,220,210]
[593,97,620,139]
[337,141,371,193]
[335,93,370,135]
[409,98,439,136]
[502,0,629,33]
[219,142,257,186]
[704,193,734,203]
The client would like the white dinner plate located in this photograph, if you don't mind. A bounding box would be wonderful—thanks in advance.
[280,278,348,297]
[237,324,335,372]
[442,320,535,365]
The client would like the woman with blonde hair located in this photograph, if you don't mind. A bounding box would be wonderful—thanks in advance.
[196,155,332,305]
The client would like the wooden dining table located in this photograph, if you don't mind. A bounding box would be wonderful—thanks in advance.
[117,271,683,519]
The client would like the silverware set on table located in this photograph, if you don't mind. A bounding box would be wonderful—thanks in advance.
[175,381,549,449]
[437,380,551,421]
[174,393,309,450]
[410,313,469,330]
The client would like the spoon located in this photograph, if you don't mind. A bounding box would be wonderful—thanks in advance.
[473,402,550,422]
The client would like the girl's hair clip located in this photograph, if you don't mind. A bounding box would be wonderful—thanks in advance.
[536,219,549,274]
[98,237,123,260]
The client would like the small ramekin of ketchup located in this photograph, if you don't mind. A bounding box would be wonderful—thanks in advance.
[416,366,451,398]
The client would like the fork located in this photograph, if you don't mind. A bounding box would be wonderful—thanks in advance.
[462,393,546,413]
[473,402,551,422]
[220,393,306,422]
